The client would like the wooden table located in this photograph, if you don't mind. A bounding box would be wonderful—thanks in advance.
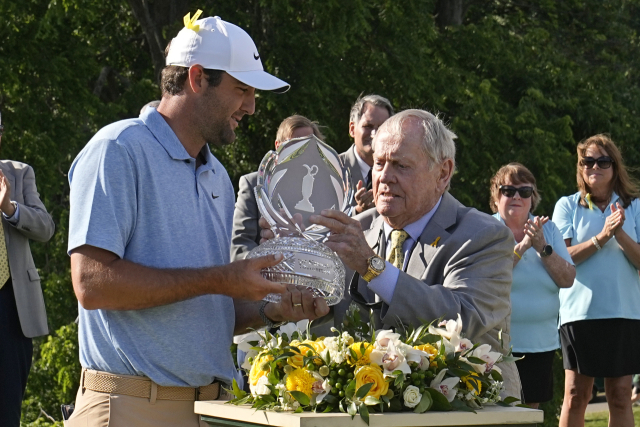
[195,401,543,427]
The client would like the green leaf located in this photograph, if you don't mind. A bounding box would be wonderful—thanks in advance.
[364,396,380,406]
[355,382,374,399]
[289,391,310,406]
[413,390,433,413]
[345,379,357,399]
[231,379,247,398]
[499,355,523,363]
[502,396,520,404]
[450,398,476,413]
[359,403,370,425]
[426,388,452,411]
[348,401,358,418]
[323,405,335,413]
[466,356,486,365]
[261,394,276,403]
[267,371,279,385]
[490,370,504,381]
[322,394,338,404]
[294,406,304,413]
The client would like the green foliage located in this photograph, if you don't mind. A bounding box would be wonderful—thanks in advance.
[0,0,638,424]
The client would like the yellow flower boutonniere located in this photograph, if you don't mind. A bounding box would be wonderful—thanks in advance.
[585,193,594,210]
[184,9,203,32]
[430,237,441,247]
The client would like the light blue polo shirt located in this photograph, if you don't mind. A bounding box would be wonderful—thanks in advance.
[552,192,640,325]
[493,213,573,352]
[68,108,239,387]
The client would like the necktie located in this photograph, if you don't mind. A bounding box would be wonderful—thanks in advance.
[365,169,372,191]
[388,229,409,269]
[0,223,10,289]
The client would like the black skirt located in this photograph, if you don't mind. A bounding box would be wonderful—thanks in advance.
[513,350,556,403]
[560,318,640,377]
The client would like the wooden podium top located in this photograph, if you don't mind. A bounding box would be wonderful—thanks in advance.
[195,401,543,427]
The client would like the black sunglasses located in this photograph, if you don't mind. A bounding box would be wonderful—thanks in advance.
[580,156,614,169]
[499,185,533,198]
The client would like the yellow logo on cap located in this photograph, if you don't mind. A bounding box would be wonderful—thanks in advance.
[184,9,203,32]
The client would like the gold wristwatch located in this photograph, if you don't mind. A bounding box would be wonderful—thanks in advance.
[362,255,386,282]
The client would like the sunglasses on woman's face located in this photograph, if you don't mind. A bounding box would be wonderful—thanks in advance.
[499,185,533,198]
[580,156,614,169]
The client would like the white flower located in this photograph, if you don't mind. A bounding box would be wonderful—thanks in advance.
[250,375,271,396]
[375,329,401,347]
[322,336,347,364]
[429,314,463,350]
[403,385,422,408]
[237,331,263,352]
[311,372,332,404]
[467,344,502,374]
[277,320,309,339]
[430,369,459,402]
[370,340,411,376]
[456,338,473,353]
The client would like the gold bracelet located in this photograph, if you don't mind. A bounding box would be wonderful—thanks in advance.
[513,249,522,260]
[591,236,602,250]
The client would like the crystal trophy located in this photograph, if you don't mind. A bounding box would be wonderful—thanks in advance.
[246,135,354,306]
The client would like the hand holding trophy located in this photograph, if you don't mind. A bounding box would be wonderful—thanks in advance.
[247,135,353,306]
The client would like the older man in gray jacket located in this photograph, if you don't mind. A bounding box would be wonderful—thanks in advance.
[308,109,521,399]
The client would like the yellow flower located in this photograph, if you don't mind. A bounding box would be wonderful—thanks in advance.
[462,372,482,395]
[287,340,314,367]
[414,343,438,367]
[348,342,373,366]
[249,353,274,386]
[285,368,316,398]
[355,364,389,399]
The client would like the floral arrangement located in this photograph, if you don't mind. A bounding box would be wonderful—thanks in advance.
[228,304,519,424]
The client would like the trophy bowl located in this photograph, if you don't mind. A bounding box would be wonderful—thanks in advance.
[246,135,353,306]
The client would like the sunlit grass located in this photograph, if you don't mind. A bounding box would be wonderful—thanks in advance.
[584,406,640,426]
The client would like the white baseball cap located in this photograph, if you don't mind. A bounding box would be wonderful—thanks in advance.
[166,13,290,93]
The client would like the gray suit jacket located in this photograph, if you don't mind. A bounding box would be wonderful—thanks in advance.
[339,145,365,210]
[230,172,260,261]
[324,191,521,397]
[0,160,55,338]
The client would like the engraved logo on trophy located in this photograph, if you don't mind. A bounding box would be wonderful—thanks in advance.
[295,164,318,212]
[246,135,353,306]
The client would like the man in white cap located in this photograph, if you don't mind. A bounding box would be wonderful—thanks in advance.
[65,11,328,427]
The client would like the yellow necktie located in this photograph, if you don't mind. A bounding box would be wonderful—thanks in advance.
[388,229,409,269]
[0,223,10,289]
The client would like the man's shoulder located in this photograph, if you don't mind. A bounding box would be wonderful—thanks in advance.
[0,159,32,173]
[240,171,259,187]
[444,194,510,240]
[339,145,356,163]
[87,118,151,151]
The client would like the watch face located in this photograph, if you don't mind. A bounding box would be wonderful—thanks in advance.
[543,245,553,256]
[371,256,385,271]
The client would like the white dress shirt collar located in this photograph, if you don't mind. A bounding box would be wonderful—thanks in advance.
[353,148,371,183]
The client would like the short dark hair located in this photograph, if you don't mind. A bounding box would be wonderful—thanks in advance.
[349,94,394,124]
[160,66,224,96]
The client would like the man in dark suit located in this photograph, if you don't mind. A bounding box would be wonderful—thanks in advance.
[310,109,521,398]
[230,115,325,261]
[340,94,394,213]
[0,114,55,427]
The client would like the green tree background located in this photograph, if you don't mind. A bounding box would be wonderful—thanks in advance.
[1,0,639,425]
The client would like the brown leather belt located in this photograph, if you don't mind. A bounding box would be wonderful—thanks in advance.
[81,369,223,401]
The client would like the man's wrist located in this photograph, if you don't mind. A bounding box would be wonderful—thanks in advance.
[262,301,286,324]
[1,201,15,217]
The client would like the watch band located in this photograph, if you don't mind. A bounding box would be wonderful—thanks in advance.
[362,255,385,282]
[259,301,287,329]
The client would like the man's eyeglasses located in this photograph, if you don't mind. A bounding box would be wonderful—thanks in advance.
[499,185,533,199]
[580,156,614,169]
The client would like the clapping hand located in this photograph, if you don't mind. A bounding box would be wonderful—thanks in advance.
[354,180,374,214]
[523,216,549,253]
[0,170,15,216]
[603,203,624,238]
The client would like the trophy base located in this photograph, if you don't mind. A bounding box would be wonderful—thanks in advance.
[246,236,345,307]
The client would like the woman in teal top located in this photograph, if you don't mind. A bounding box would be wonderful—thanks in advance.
[490,163,575,408]
[552,135,640,427]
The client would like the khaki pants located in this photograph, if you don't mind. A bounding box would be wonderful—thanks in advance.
[65,371,230,427]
